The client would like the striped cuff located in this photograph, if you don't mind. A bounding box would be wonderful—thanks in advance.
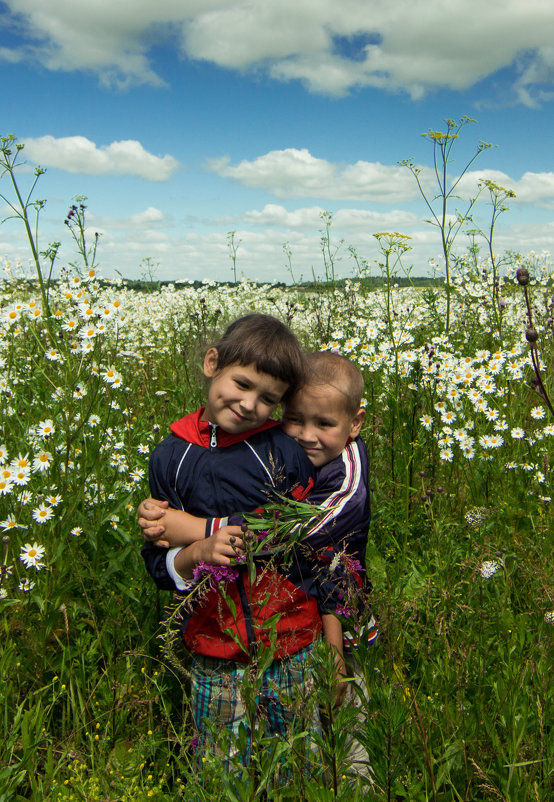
[205,516,229,537]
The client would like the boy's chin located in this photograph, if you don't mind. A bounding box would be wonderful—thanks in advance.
[303,451,326,467]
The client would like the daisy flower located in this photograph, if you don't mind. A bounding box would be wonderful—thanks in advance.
[12,468,30,486]
[69,527,83,537]
[36,419,55,438]
[530,406,545,420]
[102,367,118,384]
[33,451,53,472]
[18,578,36,592]
[0,444,7,464]
[20,542,45,569]
[0,515,24,532]
[0,476,13,495]
[32,504,54,524]
[510,428,525,439]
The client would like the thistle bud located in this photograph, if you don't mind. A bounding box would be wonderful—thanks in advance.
[525,326,539,343]
[516,267,530,285]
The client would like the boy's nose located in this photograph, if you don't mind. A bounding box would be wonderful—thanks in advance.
[239,393,255,411]
[297,426,316,444]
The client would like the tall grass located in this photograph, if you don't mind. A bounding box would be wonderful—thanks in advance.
[0,134,552,800]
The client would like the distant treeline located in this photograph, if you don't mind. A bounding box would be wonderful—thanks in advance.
[110,275,445,292]
[2,275,445,293]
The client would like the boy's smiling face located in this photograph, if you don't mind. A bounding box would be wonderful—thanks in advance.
[282,384,365,467]
[202,348,288,433]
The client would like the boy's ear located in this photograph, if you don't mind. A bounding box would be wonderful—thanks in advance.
[203,347,219,378]
[349,408,365,439]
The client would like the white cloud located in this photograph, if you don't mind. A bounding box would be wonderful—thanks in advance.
[88,207,166,230]
[22,135,180,181]
[207,148,421,202]
[456,169,554,205]
[1,1,554,100]
[242,203,419,231]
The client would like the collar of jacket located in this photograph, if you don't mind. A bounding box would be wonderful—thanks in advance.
[170,407,281,448]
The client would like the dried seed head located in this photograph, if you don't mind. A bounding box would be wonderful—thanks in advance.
[516,267,530,285]
[525,326,539,343]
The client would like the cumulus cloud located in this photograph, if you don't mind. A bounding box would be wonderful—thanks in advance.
[207,148,421,202]
[243,203,420,230]
[456,169,554,205]
[22,135,180,181]
[1,1,554,100]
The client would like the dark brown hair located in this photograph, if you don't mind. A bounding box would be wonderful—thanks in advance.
[212,314,306,399]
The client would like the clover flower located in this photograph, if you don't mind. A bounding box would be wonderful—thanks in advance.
[479,560,500,578]
[464,507,490,529]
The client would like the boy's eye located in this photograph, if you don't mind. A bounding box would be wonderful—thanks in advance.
[262,396,277,405]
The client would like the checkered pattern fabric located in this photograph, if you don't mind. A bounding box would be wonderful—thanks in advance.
[191,644,319,765]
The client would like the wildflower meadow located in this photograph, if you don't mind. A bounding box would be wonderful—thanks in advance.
[0,129,553,800]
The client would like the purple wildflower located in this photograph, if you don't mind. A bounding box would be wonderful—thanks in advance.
[192,560,239,588]
[336,603,355,618]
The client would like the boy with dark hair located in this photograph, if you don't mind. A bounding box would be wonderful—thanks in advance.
[141,313,321,763]
[142,350,376,773]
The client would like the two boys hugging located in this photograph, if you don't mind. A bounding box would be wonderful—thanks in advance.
[140,314,375,766]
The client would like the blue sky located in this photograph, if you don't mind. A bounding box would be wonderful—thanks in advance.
[1,0,553,282]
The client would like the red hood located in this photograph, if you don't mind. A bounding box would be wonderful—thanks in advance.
[170,407,280,448]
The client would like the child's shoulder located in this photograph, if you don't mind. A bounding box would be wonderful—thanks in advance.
[314,436,368,488]
[248,422,313,461]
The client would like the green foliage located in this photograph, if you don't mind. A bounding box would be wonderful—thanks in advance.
[1,131,553,800]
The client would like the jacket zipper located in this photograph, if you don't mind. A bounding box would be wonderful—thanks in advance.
[209,423,218,449]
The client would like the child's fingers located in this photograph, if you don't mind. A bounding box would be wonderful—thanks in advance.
[141,525,166,540]
[141,506,166,522]
[153,539,170,549]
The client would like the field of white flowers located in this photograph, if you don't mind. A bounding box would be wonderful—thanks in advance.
[1,250,553,800]
[1,127,552,800]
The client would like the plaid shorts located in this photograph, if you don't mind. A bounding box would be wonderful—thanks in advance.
[191,643,319,764]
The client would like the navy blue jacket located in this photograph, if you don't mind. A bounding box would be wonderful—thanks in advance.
[142,408,320,661]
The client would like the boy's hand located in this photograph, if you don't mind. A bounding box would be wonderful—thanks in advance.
[138,498,168,545]
[193,525,245,566]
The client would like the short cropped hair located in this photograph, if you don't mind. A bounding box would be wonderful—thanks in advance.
[305,351,364,416]
[212,314,306,399]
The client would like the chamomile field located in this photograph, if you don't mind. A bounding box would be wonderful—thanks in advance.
[1,136,553,801]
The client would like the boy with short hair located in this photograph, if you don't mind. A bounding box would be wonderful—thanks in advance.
[141,313,321,762]
[142,351,375,768]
